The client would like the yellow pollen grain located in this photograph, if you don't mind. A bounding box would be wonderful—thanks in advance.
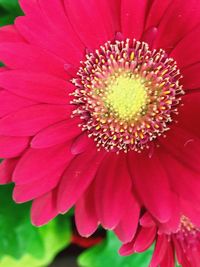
[104,72,148,121]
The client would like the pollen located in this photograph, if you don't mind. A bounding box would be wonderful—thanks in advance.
[104,73,148,121]
[72,39,184,153]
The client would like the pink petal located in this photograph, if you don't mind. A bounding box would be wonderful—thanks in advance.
[31,190,58,226]
[153,0,200,52]
[0,158,18,184]
[177,93,200,138]
[140,213,155,228]
[171,24,200,68]
[75,181,98,237]
[121,0,149,40]
[0,42,69,79]
[160,126,200,174]
[64,0,114,48]
[13,144,74,184]
[0,70,74,104]
[119,240,135,256]
[13,163,65,202]
[128,152,173,223]
[0,104,72,136]
[31,118,81,148]
[159,149,200,209]
[0,136,29,158]
[133,226,157,253]
[0,90,35,117]
[71,133,93,155]
[16,1,84,65]
[114,195,140,243]
[150,234,168,267]
[141,27,158,49]
[145,0,173,29]
[181,63,200,90]
[95,155,132,229]
[0,25,24,42]
[160,243,175,267]
[57,146,105,213]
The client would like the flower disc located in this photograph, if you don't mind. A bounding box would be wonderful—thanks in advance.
[73,39,184,152]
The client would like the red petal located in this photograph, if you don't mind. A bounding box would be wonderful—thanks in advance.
[153,0,200,52]
[0,70,74,104]
[31,190,58,226]
[13,144,73,184]
[95,155,132,229]
[150,234,168,267]
[171,24,200,68]
[133,226,157,253]
[128,152,173,223]
[121,0,149,40]
[75,181,98,237]
[0,90,35,117]
[0,136,29,158]
[0,158,18,184]
[0,104,72,136]
[0,42,69,79]
[114,195,140,243]
[57,146,105,213]
[64,0,115,49]
[31,119,81,148]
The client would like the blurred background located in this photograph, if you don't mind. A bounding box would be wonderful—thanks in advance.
[0,1,163,266]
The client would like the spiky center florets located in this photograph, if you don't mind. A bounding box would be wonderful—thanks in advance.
[72,39,184,153]
[175,216,200,250]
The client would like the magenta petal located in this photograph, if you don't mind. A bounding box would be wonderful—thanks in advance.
[95,155,132,229]
[0,42,69,79]
[0,25,24,42]
[13,144,73,185]
[71,133,93,155]
[145,0,173,29]
[119,240,135,256]
[134,226,157,253]
[150,234,168,267]
[0,104,72,136]
[0,90,35,117]
[31,119,81,148]
[128,152,173,223]
[31,190,58,226]
[0,70,74,104]
[16,1,84,64]
[13,164,65,202]
[171,25,200,68]
[75,182,98,237]
[153,0,200,52]
[0,136,29,158]
[57,147,105,213]
[114,195,140,243]
[0,158,18,184]
[121,0,148,40]
[160,243,175,267]
[181,63,200,90]
[64,0,114,48]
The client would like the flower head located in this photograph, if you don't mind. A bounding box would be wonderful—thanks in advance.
[120,212,200,267]
[0,0,199,248]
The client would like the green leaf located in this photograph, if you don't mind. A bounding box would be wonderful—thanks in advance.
[0,184,72,267]
[0,0,23,26]
[78,231,153,267]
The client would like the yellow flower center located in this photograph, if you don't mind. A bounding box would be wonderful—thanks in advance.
[104,72,148,121]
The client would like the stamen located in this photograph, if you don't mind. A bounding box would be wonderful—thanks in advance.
[72,39,184,153]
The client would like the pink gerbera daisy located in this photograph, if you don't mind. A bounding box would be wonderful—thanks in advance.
[120,212,200,267]
[0,0,200,246]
